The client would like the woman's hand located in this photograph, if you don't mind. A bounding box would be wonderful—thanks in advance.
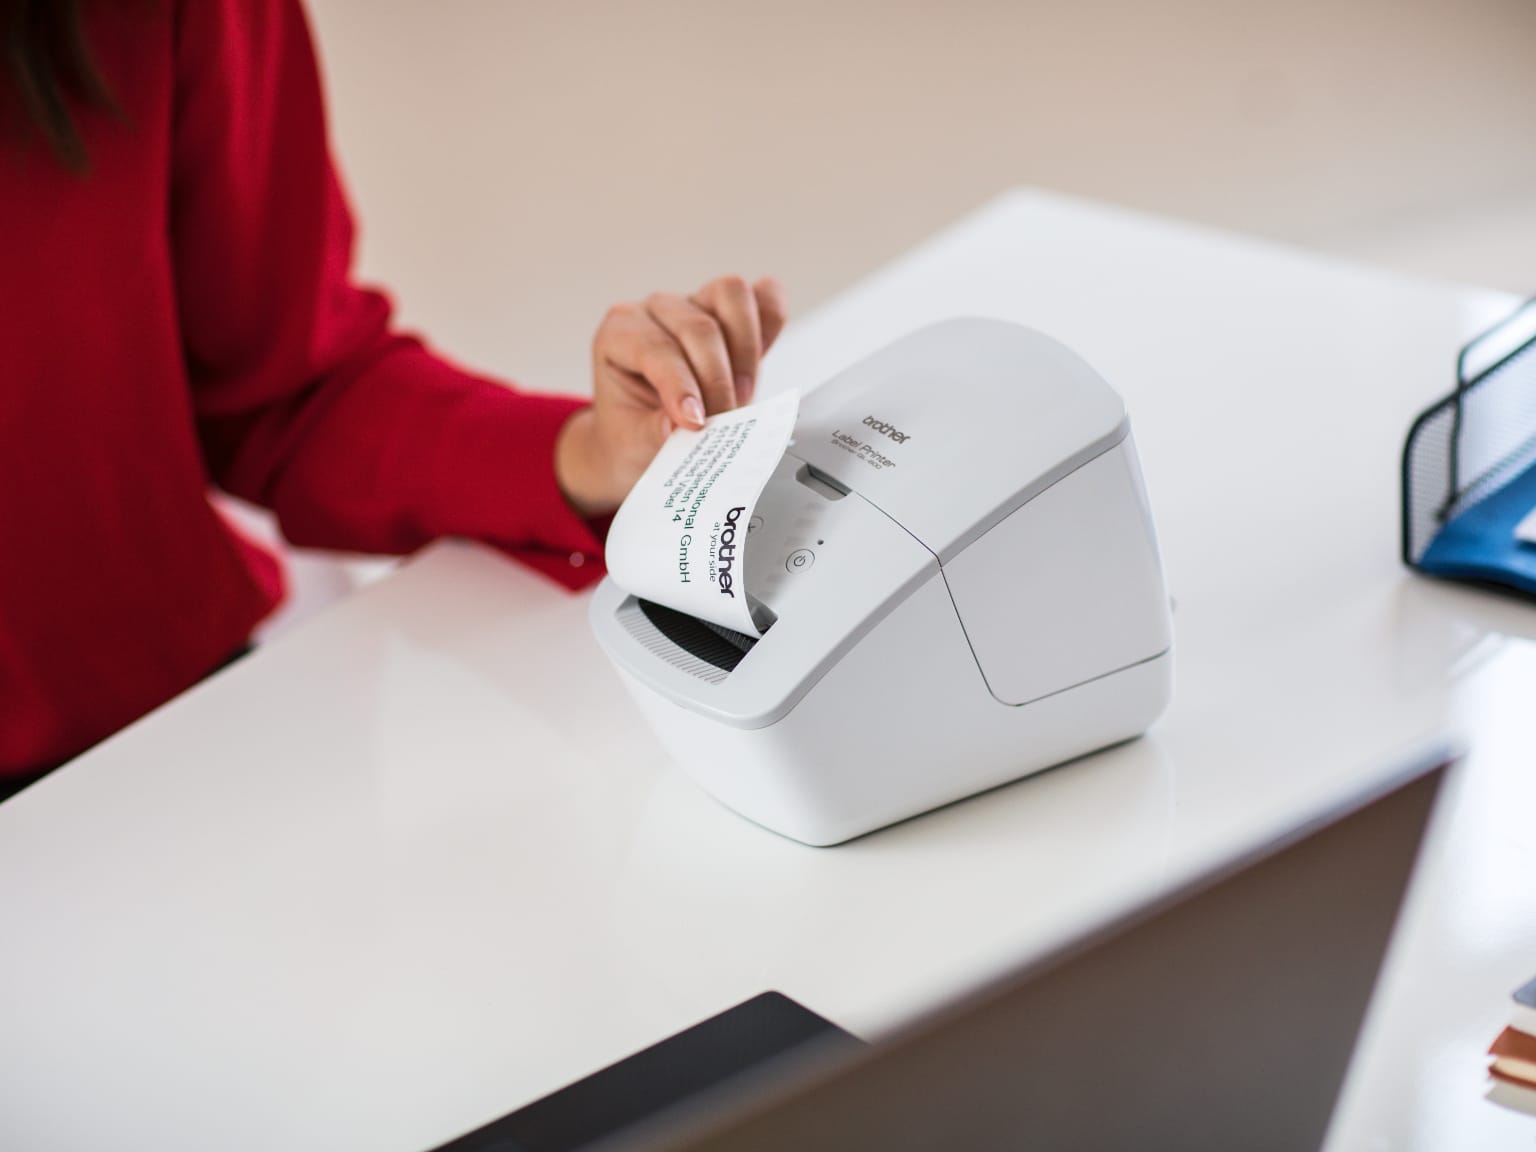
[555,274,788,517]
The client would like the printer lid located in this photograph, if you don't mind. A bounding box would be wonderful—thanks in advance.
[787,318,1128,563]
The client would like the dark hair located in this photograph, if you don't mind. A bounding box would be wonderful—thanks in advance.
[2,0,116,171]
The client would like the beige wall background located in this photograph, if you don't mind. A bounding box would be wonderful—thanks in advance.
[249,0,1536,632]
[304,0,1536,401]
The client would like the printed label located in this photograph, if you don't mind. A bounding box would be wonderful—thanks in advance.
[605,391,799,637]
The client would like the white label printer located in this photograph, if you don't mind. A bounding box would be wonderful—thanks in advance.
[590,318,1173,846]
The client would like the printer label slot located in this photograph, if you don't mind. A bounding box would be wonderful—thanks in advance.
[795,463,850,500]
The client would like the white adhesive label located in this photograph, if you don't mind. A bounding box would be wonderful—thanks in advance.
[604,391,799,637]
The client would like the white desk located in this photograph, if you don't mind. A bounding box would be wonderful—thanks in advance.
[4,190,1536,1151]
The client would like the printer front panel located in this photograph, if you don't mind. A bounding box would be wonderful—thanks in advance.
[618,568,1173,846]
[590,457,936,730]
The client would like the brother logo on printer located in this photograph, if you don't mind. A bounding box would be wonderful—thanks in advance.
[716,506,745,598]
[862,415,911,444]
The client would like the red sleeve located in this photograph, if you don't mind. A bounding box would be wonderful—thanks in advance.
[170,0,604,590]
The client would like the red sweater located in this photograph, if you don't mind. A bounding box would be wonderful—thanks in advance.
[0,0,606,777]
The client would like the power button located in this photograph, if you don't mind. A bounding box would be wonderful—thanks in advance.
[786,548,816,573]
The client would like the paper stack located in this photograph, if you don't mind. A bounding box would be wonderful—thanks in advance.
[1488,974,1536,1116]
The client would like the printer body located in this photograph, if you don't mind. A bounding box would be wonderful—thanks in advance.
[590,318,1172,846]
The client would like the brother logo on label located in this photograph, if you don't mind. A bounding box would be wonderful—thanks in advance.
[717,506,744,598]
[862,415,911,444]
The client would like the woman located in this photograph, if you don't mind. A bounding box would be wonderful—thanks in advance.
[0,0,786,795]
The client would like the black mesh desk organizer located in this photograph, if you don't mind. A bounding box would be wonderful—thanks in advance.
[1403,297,1536,598]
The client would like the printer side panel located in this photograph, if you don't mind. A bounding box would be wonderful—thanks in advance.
[940,434,1173,708]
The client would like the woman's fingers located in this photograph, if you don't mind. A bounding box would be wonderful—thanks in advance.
[595,301,707,429]
[645,292,738,418]
[690,275,790,404]
[594,277,789,432]
[692,276,762,405]
[753,275,788,355]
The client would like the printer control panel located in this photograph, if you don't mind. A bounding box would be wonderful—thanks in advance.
[744,456,847,624]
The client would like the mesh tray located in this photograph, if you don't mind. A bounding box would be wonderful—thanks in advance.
[1401,297,1536,593]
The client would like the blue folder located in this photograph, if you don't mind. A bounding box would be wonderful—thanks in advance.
[1416,459,1536,596]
